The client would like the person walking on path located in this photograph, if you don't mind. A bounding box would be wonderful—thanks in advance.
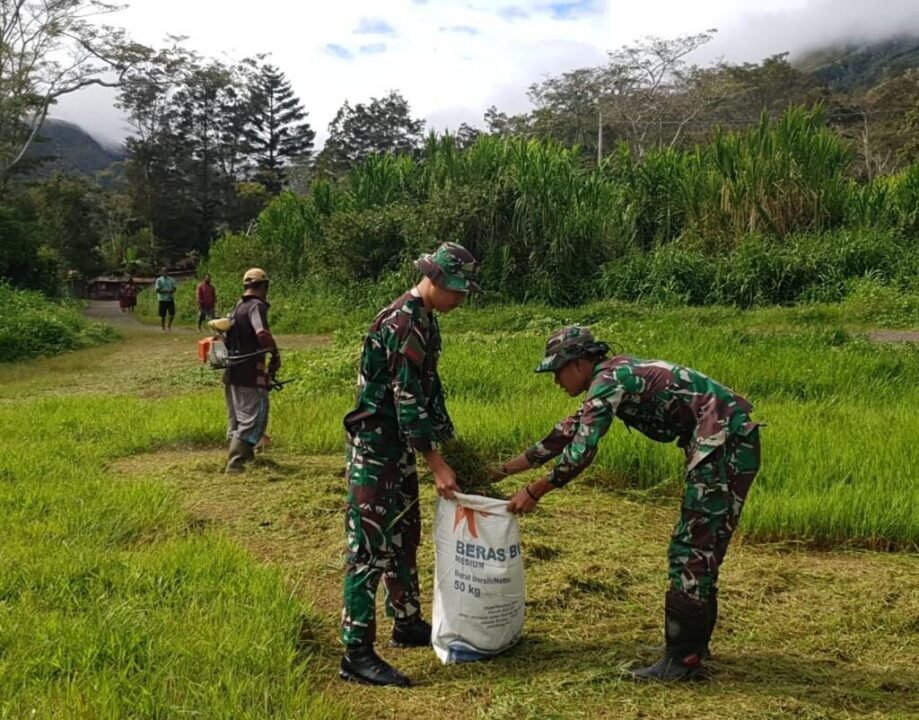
[124,278,137,313]
[196,273,217,330]
[339,242,481,688]
[223,268,279,473]
[117,281,132,313]
[494,326,761,682]
[154,268,177,331]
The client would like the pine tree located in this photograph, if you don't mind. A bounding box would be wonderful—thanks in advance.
[245,65,315,194]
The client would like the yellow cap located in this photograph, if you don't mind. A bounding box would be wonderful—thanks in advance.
[243,268,269,285]
[208,317,231,333]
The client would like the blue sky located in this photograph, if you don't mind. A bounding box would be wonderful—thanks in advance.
[53,0,919,147]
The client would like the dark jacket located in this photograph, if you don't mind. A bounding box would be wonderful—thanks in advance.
[224,295,277,388]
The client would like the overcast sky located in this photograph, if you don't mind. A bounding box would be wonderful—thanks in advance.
[53,0,919,148]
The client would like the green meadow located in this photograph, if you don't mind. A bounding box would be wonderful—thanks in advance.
[2,297,917,718]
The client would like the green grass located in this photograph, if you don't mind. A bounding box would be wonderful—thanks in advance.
[0,340,349,719]
[134,293,919,546]
[273,299,919,549]
[2,297,917,717]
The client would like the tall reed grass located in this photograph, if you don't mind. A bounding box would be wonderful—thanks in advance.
[196,107,919,307]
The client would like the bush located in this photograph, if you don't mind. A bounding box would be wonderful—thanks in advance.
[597,229,919,307]
[0,284,118,362]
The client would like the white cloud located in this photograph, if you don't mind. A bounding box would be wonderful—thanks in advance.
[50,0,919,148]
[354,18,397,36]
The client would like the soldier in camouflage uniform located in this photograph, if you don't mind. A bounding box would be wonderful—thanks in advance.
[339,242,481,687]
[496,326,760,681]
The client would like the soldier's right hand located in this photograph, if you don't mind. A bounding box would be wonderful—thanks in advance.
[432,464,460,500]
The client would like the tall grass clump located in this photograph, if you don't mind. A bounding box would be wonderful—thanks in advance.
[598,228,919,306]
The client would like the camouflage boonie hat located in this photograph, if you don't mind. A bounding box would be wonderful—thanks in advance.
[415,242,481,294]
[535,325,610,373]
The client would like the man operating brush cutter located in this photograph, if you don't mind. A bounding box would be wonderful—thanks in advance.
[493,326,761,682]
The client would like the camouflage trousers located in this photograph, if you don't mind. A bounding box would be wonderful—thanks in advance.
[341,432,422,646]
[668,427,761,601]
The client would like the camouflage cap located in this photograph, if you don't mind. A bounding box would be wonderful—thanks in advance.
[535,325,610,373]
[414,242,481,294]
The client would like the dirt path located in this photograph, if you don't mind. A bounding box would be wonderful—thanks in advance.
[84,300,196,332]
[868,329,919,343]
[84,300,331,350]
[0,301,328,400]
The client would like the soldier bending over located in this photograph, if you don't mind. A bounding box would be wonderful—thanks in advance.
[497,326,761,681]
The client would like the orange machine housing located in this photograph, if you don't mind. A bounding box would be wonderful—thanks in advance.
[197,337,213,363]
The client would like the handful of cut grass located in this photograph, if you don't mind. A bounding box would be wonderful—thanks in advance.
[437,438,505,498]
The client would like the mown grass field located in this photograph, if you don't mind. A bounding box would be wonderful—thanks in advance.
[1,300,917,718]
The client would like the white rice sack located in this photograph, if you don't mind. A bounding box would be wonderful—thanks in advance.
[431,492,525,664]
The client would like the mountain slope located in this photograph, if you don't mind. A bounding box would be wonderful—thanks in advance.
[23,118,125,177]
[797,35,919,92]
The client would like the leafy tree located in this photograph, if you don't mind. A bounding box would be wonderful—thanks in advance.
[483,105,532,137]
[529,67,603,149]
[719,54,823,119]
[0,0,145,187]
[28,172,105,277]
[0,205,51,290]
[834,69,919,177]
[525,31,723,156]
[244,64,315,194]
[117,40,194,255]
[170,61,238,245]
[119,52,259,257]
[316,90,425,174]
[454,122,481,149]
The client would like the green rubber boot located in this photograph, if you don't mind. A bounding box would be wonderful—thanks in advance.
[226,437,255,474]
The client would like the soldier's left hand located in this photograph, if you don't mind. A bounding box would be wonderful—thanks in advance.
[507,485,538,514]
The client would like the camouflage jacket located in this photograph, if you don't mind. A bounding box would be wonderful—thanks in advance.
[525,355,757,487]
[343,289,453,452]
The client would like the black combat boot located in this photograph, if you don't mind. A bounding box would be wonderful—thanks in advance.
[632,588,710,682]
[655,587,716,659]
[339,644,410,687]
[391,614,432,647]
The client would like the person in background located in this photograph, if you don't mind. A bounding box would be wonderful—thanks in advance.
[196,273,217,330]
[223,268,279,473]
[117,281,131,312]
[154,267,177,331]
[124,278,137,313]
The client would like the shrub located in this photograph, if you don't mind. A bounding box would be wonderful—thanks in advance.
[0,284,118,362]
